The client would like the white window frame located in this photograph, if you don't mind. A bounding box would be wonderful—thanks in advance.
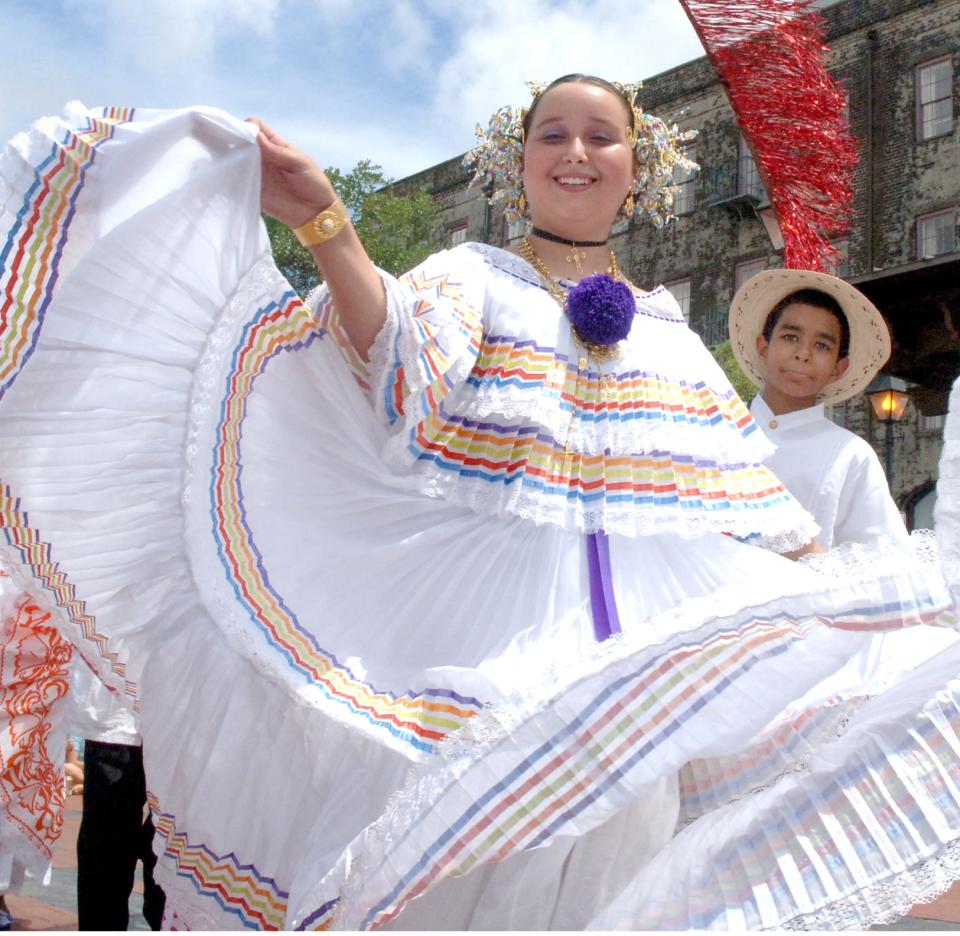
[916,56,954,141]
[448,223,468,246]
[672,144,697,216]
[917,208,957,260]
[919,412,947,435]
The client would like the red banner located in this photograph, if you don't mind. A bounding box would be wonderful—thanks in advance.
[680,0,857,270]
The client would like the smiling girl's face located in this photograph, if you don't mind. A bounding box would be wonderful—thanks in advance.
[521,81,635,242]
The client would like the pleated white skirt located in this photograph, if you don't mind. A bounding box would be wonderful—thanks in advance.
[1,103,959,930]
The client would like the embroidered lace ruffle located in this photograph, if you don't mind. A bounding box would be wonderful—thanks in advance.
[937,376,960,607]
[313,243,817,545]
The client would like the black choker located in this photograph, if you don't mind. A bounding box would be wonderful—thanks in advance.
[531,227,608,248]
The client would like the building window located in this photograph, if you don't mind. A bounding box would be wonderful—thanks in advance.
[504,216,527,243]
[673,145,697,216]
[827,400,848,427]
[449,223,467,246]
[699,305,728,348]
[919,412,946,435]
[735,257,767,291]
[737,134,765,201]
[828,239,851,278]
[917,209,957,259]
[917,56,954,141]
[665,277,692,321]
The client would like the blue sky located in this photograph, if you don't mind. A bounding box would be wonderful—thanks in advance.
[2,0,711,181]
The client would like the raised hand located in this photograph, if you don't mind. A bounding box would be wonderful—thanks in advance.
[247,117,337,228]
[246,118,386,358]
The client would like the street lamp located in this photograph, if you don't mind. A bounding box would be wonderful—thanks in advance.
[866,375,910,485]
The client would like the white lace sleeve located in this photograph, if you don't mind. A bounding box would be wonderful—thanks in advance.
[936,376,960,606]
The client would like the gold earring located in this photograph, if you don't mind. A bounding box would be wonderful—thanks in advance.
[517,189,527,216]
[622,192,635,218]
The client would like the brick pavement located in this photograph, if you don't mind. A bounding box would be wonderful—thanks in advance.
[5,796,148,931]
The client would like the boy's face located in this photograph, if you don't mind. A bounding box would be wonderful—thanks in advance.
[756,301,850,412]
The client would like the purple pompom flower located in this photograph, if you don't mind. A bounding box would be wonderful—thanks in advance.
[566,275,636,346]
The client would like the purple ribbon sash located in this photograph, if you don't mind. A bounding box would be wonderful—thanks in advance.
[586,530,622,642]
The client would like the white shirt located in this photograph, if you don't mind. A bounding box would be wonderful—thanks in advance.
[750,396,909,550]
[751,396,955,700]
[68,661,140,746]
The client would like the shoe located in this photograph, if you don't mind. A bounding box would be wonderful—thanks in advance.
[0,907,13,930]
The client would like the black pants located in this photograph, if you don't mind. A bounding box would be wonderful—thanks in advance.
[77,741,165,931]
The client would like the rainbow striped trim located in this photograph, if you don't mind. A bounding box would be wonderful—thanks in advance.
[678,694,862,820]
[0,107,133,402]
[208,291,484,754]
[329,594,951,929]
[0,482,136,700]
[382,268,483,426]
[149,793,290,930]
[406,405,788,513]
[465,333,756,435]
[376,267,792,525]
[312,291,371,391]
[298,899,340,930]
[673,708,960,930]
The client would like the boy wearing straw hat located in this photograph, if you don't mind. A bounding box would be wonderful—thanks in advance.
[729,269,956,712]
[728,269,907,550]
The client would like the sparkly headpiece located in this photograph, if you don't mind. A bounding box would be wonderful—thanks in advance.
[463,79,698,227]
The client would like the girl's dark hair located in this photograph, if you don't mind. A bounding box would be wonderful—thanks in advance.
[761,288,850,359]
[521,74,635,141]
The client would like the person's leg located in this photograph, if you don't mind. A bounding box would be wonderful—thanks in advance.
[77,741,146,930]
[138,776,166,930]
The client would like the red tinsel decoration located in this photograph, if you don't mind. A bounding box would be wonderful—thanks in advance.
[679,0,858,271]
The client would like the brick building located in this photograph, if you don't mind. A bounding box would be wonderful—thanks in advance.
[397,0,960,526]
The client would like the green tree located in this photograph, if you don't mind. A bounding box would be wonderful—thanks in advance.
[711,339,756,404]
[326,160,389,217]
[265,216,319,297]
[266,159,445,296]
[355,189,446,278]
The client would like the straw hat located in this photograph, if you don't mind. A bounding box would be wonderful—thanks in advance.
[728,269,891,404]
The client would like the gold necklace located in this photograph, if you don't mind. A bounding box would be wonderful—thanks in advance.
[518,236,632,460]
[518,236,630,364]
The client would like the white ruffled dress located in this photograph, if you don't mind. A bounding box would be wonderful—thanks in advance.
[2,103,960,930]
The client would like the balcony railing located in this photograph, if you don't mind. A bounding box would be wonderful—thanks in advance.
[701,156,768,209]
[696,304,729,348]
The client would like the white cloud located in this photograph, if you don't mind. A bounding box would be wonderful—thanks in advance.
[374,0,440,75]
[284,0,707,175]
[275,109,454,182]
[1,0,708,180]
[428,0,705,149]
[62,0,280,71]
